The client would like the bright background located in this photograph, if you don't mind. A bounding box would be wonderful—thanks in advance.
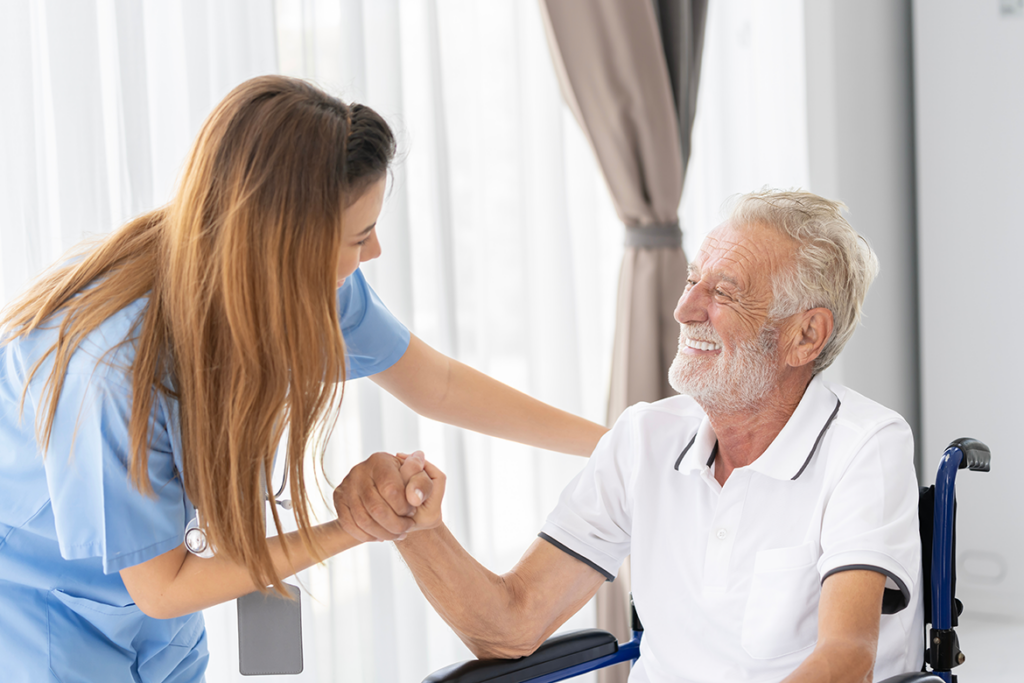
[3,1,1017,682]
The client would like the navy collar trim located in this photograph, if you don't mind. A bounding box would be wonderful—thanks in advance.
[790,397,841,480]
[671,396,842,480]
[673,433,697,471]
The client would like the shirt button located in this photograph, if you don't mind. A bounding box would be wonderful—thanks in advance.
[716,528,728,540]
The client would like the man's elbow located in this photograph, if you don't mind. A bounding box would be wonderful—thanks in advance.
[465,632,548,661]
[811,638,877,683]
[461,576,553,661]
[847,641,878,682]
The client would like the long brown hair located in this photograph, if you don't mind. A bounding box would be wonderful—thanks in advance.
[0,75,395,592]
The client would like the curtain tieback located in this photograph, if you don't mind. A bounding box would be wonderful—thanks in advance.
[624,221,682,248]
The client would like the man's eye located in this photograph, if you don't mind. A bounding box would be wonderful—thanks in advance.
[685,279,697,288]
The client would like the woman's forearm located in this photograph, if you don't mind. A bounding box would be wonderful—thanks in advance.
[373,335,608,457]
[122,520,361,619]
[431,359,606,456]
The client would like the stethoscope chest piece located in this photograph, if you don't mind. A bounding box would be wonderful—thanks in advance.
[183,470,291,559]
[184,509,216,559]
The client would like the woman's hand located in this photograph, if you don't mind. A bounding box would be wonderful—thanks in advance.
[395,452,445,532]
[333,451,445,542]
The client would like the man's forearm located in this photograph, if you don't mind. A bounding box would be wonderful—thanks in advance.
[396,524,540,659]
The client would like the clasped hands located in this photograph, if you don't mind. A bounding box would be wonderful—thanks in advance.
[334,450,446,542]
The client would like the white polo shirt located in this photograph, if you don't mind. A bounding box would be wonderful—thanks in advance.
[539,376,924,683]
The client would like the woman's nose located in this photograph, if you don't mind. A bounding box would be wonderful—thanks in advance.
[361,233,382,262]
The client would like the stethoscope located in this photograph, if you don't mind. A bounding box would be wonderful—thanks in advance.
[184,461,293,558]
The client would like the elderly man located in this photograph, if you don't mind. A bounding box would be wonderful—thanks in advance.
[337,189,923,683]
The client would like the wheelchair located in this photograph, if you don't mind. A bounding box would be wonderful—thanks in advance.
[422,438,991,683]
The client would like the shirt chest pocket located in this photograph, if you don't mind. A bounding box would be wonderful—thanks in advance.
[741,542,821,660]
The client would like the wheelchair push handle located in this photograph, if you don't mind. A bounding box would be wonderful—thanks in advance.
[948,437,990,472]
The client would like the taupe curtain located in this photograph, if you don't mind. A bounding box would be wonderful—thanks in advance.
[538,1,707,680]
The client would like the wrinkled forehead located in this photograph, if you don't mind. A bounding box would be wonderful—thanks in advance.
[690,221,796,290]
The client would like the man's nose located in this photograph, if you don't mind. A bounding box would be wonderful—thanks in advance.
[674,284,709,325]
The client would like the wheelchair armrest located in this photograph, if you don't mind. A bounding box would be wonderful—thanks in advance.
[876,674,945,683]
[422,629,618,683]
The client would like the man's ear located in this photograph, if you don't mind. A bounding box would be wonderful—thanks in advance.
[785,308,834,369]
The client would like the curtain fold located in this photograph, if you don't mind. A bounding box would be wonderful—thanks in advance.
[538,2,707,680]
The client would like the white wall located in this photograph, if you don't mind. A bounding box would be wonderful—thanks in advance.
[914,0,1024,618]
[801,0,1024,630]
[803,0,920,451]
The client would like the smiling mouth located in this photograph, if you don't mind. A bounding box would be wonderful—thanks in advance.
[684,338,722,352]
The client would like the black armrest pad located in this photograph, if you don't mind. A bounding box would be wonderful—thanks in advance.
[422,629,618,683]
[876,674,945,683]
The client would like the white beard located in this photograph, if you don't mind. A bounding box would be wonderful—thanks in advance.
[668,322,781,414]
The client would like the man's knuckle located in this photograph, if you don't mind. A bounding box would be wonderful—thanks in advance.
[379,482,404,502]
[365,499,393,519]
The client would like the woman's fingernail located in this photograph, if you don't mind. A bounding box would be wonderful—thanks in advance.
[413,489,424,505]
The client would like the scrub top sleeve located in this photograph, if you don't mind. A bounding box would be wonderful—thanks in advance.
[818,419,920,614]
[539,408,637,581]
[42,372,185,574]
[336,268,410,380]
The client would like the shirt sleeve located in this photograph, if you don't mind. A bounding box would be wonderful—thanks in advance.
[42,371,185,574]
[336,268,411,380]
[538,407,637,581]
[817,418,921,614]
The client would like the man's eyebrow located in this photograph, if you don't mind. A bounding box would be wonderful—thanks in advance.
[687,264,740,288]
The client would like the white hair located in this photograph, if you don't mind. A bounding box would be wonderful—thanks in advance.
[727,188,879,374]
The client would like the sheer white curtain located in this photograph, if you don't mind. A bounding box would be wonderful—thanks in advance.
[266,2,619,680]
[0,0,278,304]
[680,0,809,255]
[0,1,618,681]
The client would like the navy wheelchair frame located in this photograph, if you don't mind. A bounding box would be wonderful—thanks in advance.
[422,438,991,683]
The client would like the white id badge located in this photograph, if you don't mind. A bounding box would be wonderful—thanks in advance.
[237,582,303,675]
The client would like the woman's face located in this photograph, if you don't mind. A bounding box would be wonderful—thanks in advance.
[337,177,386,287]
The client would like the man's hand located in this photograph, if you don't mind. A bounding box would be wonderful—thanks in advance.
[334,451,445,542]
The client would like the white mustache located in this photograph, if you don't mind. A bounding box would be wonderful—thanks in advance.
[680,323,722,346]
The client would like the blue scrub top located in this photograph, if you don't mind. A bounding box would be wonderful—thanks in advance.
[0,268,409,683]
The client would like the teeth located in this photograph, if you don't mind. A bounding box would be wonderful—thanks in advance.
[685,338,722,351]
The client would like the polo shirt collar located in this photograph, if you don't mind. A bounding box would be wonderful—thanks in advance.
[674,375,841,481]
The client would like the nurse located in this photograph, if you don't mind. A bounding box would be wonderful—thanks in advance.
[0,75,604,682]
